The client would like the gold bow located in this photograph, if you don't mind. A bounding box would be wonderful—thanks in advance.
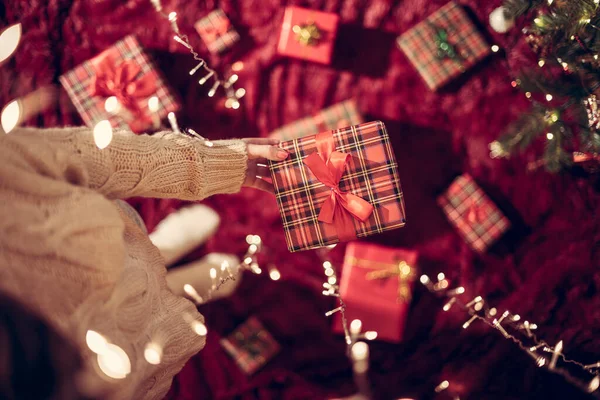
[347,257,415,303]
[292,21,322,46]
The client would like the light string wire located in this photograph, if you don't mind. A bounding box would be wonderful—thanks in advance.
[319,247,377,400]
[420,273,600,399]
[149,0,245,106]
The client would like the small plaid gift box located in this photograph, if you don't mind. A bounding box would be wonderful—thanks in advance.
[268,121,406,252]
[269,100,363,142]
[437,174,510,252]
[277,6,339,64]
[397,2,490,91]
[195,9,240,54]
[220,317,280,375]
[60,35,179,133]
[333,242,418,343]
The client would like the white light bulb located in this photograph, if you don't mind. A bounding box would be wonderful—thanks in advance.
[351,342,369,361]
[1,99,21,133]
[0,23,22,64]
[86,330,108,354]
[235,88,246,99]
[104,96,119,113]
[350,319,362,335]
[269,268,281,281]
[546,94,553,101]
[147,96,159,113]
[191,320,208,336]
[491,45,500,52]
[209,268,217,279]
[93,120,113,149]
[144,342,163,365]
[364,331,377,340]
[547,132,554,140]
[97,343,131,379]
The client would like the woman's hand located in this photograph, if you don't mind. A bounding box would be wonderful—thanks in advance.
[242,138,289,193]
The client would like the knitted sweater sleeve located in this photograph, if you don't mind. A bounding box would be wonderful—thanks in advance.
[9,126,248,200]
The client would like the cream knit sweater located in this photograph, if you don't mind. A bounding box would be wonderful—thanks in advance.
[0,127,248,399]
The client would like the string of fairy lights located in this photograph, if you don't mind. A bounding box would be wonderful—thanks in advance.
[149,0,245,108]
[420,272,600,399]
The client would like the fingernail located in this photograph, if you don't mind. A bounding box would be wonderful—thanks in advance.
[277,150,289,159]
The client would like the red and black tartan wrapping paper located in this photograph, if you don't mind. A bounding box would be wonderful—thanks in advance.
[195,9,240,54]
[333,242,417,343]
[277,6,339,64]
[269,100,363,142]
[220,316,280,375]
[59,35,179,134]
[397,1,490,91]
[268,121,406,252]
[437,174,510,253]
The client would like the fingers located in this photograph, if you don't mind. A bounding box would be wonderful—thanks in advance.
[247,143,289,161]
[243,137,280,145]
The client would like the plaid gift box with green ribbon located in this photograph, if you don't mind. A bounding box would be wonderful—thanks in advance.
[269,100,363,142]
[437,174,510,253]
[397,2,491,91]
[220,317,280,375]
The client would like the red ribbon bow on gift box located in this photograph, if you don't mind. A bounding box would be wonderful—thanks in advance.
[91,58,157,123]
[303,130,374,241]
[199,18,231,42]
[465,197,487,224]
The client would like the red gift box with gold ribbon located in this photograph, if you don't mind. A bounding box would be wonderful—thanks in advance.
[60,35,179,133]
[437,174,510,253]
[277,6,339,64]
[333,242,418,343]
[268,121,406,252]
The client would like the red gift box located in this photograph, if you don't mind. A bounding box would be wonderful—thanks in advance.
[397,1,491,90]
[268,121,406,252]
[220,316,280,375]
[195,9,240,54]
[60,36,179,133]
[333,242,418,343]
[437,174,510,252]
[277,6,339,64]
[269,100,363,142]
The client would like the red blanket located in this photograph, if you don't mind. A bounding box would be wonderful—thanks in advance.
[2,0,599,399]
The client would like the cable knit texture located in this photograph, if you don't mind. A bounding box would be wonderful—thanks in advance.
[0,127,247,400]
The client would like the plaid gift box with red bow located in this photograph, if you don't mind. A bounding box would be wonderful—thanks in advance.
[59,35,179,133]
[220,317,280,375]
[397,1,490,91]
[195,9,240,54]
[437,174,510,253]
[269,100,363,142]
[333,242,418,343]
[268,121,406,252]
[277,6,339,64]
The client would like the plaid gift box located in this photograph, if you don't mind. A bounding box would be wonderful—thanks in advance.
[437,174,510,252]
[397,2,490,91]
[277,6,339,64]
[220,317,280,375]
[268,121,406,252]
[195,9,240,54]
[269,100,363,142]
[60,35,179,133]
[333,242,418,343]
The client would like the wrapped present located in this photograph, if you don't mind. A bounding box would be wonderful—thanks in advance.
[220,316,280,375]
[277,6,339,64]
[268,121,406,252]
[437,174,510,252]
[397,2,490,90]
[195,9,240,54]
[60,35,179,133]
[269,100,363,142]
[333,242,418,343]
